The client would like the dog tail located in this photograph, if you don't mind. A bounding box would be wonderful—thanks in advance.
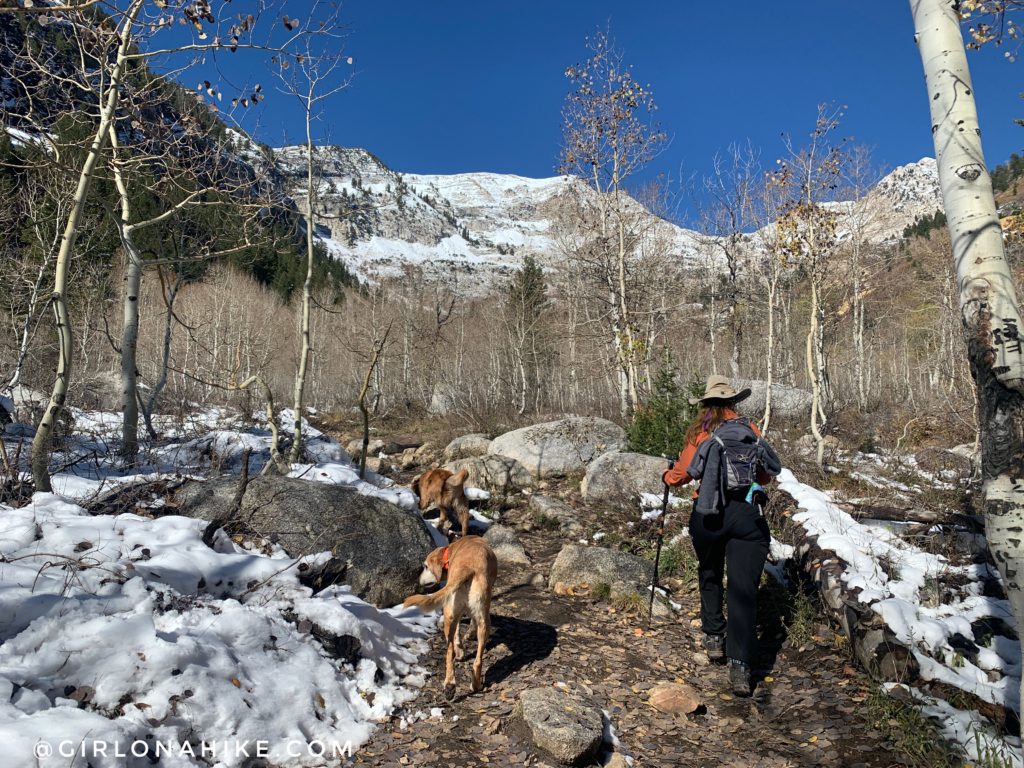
[445,467,469,490]
[410,472,423,499]
[403,566,472,613]
[403,587,449,613]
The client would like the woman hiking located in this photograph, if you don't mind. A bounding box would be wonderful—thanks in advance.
[662,374,778,697]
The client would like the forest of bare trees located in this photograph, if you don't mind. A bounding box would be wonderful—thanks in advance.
[0,0,1019,482]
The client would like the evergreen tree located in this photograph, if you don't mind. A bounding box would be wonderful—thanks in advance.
[505,254,551,414]
[627,352,701,458]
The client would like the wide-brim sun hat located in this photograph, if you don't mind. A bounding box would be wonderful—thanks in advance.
[688,374,752,405]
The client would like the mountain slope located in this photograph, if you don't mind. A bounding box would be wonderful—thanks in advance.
[275,147,944,293]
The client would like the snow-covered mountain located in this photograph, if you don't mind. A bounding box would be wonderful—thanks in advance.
[273,145,943,293]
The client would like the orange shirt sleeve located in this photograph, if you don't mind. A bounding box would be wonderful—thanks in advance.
[664,438,701,487]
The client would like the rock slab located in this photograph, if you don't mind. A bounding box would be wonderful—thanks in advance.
[514,687,604,766]
[648,682,702,715]
[172,475,435,607]
[445,454,533,494]
[483,524,531,566]
[443,433,492,461]
[548,544,653,598]
[581,451,668,502]
[489,417,626,479]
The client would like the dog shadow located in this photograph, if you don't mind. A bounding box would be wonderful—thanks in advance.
[483,613,558,688]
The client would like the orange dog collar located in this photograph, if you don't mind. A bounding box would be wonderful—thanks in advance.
[441,546,450,571]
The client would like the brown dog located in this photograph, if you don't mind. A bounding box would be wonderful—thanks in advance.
[403,536,497,699]
[411,467,471,537]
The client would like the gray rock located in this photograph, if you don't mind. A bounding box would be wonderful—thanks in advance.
[489,417,626,479]
[796,433,841,453]
[172,475,435,607]
[442,433,492,461]
[528,495,582,534]
[7,385,48,424]
[734,378,813,420]
[483,525,531,566]
[514,687,604,766]
[445,454,533,494]
[915,446,973,478]
[428,383,457,416]
[581,451,668,503]
[75,370,123,411]
[345,438,385,458]
[548,544,653,598]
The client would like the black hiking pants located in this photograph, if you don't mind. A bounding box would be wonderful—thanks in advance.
[688,494,770,665]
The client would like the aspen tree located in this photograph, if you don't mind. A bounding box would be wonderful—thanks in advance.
[910,0,1024,712]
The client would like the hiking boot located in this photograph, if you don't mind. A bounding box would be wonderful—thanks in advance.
[729,659,752,697]
[703,634,725,662]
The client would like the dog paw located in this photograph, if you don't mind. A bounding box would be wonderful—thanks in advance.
[443,684,456,701]
[471,679,483,693]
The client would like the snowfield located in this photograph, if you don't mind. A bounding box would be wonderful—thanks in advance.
[0,408,498,767]
[0,493,434,767]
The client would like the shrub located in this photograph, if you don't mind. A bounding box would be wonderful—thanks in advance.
[627,352,701,458]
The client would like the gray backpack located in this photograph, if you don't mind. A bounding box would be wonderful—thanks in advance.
[712,417,768,490]
[686,418,782,515]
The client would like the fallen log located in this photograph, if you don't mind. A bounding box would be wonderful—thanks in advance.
[790,526,920,683]
[781,493,1009,724]
[835,502,945,525]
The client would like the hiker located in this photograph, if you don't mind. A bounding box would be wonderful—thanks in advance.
[662,374,781,697]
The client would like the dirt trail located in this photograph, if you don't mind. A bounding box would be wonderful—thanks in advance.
[352,498,913,768]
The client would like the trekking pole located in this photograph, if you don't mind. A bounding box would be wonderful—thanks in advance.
[648,458,675,627]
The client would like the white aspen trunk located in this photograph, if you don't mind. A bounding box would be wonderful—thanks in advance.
[708,289,718,376]
[763,272,778,434]
[616,214,640,417]
[6,253,51,393]
[814,301,829,422]
[30,1,142,491]
[911,0,1024,715]
[807,280,826,466]
[109,125,142,460]
[288,94,317,466]
[143,272,181,440]
[119,254,142,457]
[855,287,867,410]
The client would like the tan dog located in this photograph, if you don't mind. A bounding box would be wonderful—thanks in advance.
[411,467,471,537]
[403,536,497,699]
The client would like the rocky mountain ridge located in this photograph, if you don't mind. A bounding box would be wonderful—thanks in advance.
[273,143,943,293]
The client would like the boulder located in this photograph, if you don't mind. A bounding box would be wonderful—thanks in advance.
[443,433,492,462]
[489,417,626,479]
[75,370,123,411]
[548,544,653,598]
[5,385,73,437]
[581,451,668,503]
[915,446,973,479]
[483,525,531,566]
[428,383,457,416]
[528,495,582,534]
[345,438,385,458]
[7,385,48,424]
[445,455,533,494]
[172,475,435,607]
[796,433,841,453]
[648,682,702,715]
[514,687,604,766]
[733,379,813,420]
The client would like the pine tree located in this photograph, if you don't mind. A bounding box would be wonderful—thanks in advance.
[505,254,551,414]
[626,351,700,458]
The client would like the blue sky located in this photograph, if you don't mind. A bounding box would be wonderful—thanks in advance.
[234,1,1023,207]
